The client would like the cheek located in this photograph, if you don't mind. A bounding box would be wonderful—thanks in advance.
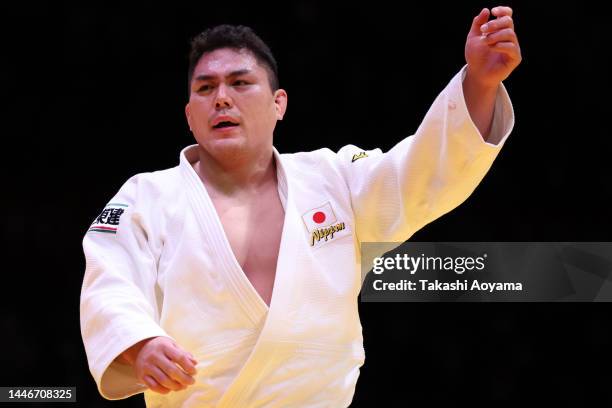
[189,101,211,125]
[244,95,277,123]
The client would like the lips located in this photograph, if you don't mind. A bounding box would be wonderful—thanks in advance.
[214,121,238,128]
[211,116,240,129]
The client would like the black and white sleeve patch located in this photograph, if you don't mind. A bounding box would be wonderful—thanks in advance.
[88,203,128,234]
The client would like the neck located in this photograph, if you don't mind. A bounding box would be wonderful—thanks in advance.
[194,145,277,197]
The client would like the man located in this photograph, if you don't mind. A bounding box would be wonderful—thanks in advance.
[81,6,520,407]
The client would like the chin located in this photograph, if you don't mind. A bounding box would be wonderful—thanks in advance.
[202,137,251,162]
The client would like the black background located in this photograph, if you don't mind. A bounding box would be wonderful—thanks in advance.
[2,0,611,406]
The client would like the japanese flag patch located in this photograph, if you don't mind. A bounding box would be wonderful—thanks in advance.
[302,202,337,232]
[88,203,128,234]
[302,202,351,247]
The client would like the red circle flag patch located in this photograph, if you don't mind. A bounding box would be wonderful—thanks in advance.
[302,202,337,232]
[312,211,326,224]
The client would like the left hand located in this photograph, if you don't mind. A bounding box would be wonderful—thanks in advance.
[465,6,522,88]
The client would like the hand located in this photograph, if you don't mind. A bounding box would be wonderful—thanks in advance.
[465,6,522,89]
[121,337,198,394]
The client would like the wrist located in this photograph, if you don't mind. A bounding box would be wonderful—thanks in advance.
[119,338,151,366]
[464,67,500,94]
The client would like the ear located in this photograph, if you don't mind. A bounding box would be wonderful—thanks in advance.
[273,89,288,120]
[185,102,192,131]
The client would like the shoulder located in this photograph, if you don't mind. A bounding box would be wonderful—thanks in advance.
[87,165,183,236]
[115,166,182,203]
[279,145,383,178]
[94,166,184,230]
[280,144,379,167]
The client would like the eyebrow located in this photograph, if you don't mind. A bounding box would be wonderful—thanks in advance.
[193,69,252,82]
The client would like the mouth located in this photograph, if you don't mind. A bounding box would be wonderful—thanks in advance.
[212,118,240,130]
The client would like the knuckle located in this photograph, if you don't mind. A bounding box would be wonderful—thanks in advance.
[171,372,185,384]
[164,348,177,361]
[157,371,181,390]
[140,361,154,373]
[154,370,170,384]
[169,366,185,381]
[149,354,164,366]
[155,376,167,388]
[178,376,192,387]
[163,364,177,377]
[178,371,194,384]
[180,370,194,381]
[176,370,190,384]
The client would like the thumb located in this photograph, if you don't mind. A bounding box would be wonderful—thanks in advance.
[470,8,490,35]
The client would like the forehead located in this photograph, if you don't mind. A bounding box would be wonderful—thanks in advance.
[192,48,263,78]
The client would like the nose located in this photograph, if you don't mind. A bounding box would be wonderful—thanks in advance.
[214,84,233,110]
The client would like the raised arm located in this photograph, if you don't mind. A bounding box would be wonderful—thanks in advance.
[464,6,521,142]
[333,7,519,246]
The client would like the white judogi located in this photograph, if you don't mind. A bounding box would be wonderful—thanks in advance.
[80,67,514,407]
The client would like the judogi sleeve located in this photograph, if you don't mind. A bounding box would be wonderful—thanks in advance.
[80,174,171,400]
[336,66,515,244]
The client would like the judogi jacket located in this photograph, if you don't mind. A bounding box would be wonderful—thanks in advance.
[81,67,514,407]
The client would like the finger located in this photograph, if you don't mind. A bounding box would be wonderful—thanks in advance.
[489,42,522,60]
[481,16,514,35]
[483,28,518,46]
[165,347,198,376]
[143,375,170,395]
[159,358,196,387]
[470,8,490,36]
[150,365,185,392]
[492,6,513,17]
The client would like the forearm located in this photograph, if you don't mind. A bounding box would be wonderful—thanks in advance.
[462,68,499,142]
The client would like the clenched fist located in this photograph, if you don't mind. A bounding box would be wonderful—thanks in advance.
[119,336,198,394]
[462,6,522,140]
[465,6,522,88]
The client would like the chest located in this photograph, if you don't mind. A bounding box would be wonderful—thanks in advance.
[212,188,285,305]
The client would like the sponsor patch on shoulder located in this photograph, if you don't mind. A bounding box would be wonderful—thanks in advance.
[351,151,368,162]
[88,203,128,234]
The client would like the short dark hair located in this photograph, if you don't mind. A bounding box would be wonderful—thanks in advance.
[188,25,279,92]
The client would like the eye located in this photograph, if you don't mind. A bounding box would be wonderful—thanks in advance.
[197,84,213,93]
[233,80,249,86]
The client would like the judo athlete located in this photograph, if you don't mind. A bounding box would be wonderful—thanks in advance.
[81,6,521,407]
